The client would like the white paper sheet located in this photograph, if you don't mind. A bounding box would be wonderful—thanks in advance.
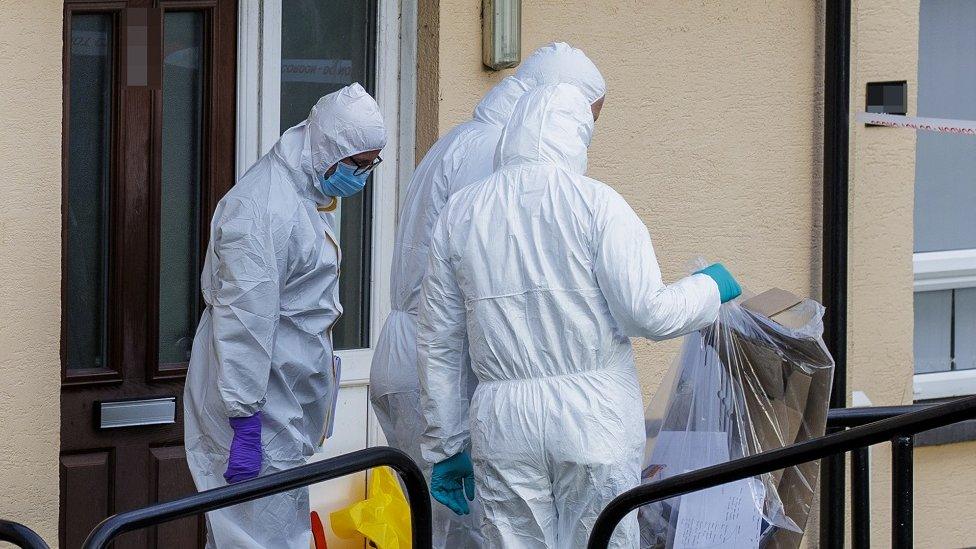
[647,431,763,549]
[672,477,763,548]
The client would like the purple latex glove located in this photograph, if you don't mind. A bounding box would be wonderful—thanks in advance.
[224,412,263,483]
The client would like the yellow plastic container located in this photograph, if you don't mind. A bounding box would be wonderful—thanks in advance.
[330,466,412,549]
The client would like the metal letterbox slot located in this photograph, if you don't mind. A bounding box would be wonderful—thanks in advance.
[98,397,177,429]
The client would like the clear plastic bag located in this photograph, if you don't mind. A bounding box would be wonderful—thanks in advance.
[639,290,834,549]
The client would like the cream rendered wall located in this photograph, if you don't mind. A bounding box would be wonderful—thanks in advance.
[915,441,976,547]
[0,0,63,545]
[848,0,918,416]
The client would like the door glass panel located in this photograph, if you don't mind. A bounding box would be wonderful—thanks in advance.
[159,11,204,365]
[65,14,114,371]
[280,0,375,350]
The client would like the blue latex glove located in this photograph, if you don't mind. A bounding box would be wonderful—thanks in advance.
[430,451,476,515]
[696,263,742,303]
[224,412,263,483]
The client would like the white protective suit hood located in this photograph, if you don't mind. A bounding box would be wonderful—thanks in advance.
[472,75,531,126]
[496,83,593,174]
[302,82,387,177]
[515,42,607,104]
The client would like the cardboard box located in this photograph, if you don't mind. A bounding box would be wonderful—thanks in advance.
[721,289,835,548]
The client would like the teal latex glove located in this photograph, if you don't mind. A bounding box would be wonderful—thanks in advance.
[430,451,476,515]
[696,263,742,303]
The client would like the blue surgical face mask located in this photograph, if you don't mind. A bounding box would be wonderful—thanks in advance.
[317,161,369,198]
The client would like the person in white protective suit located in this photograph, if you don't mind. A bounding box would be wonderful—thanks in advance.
[417,83,740,548]
[370,42,606,547]
[184,83,387,548]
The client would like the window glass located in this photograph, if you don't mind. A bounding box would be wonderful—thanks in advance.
[280,0,375,349]
[914,0,976,253]
[158,11,204,365]
[955,288,976,371]
[65,14,114,370]
[914,288,976,374]
[914,290,951,374]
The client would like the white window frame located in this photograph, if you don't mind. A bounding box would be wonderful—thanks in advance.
[913,249,976,292]
[236,0,416,444]
[913,249,976,399]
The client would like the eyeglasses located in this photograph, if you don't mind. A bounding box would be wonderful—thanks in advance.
[352,156,383,177]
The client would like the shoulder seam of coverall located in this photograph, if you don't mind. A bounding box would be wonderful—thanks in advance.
[429,213,453,263]
[589,185,617,265]
[440,139,474,200]
[534,92,557,166]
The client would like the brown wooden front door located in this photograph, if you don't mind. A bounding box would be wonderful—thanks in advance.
[60,1,235,546]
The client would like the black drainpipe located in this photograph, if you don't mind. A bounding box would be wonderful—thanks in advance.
[819,0,851,547]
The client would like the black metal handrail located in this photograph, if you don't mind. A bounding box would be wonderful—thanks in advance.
[828,403,930,428]
[0,519,49,549]
[82,446,431,549]
[587,395,976,549]
[826,402,934,549]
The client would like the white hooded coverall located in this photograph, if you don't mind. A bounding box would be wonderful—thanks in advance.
[184,83,387,548]
[417,84,721,548]
[370,75,528,547]
[370,42,606,547]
